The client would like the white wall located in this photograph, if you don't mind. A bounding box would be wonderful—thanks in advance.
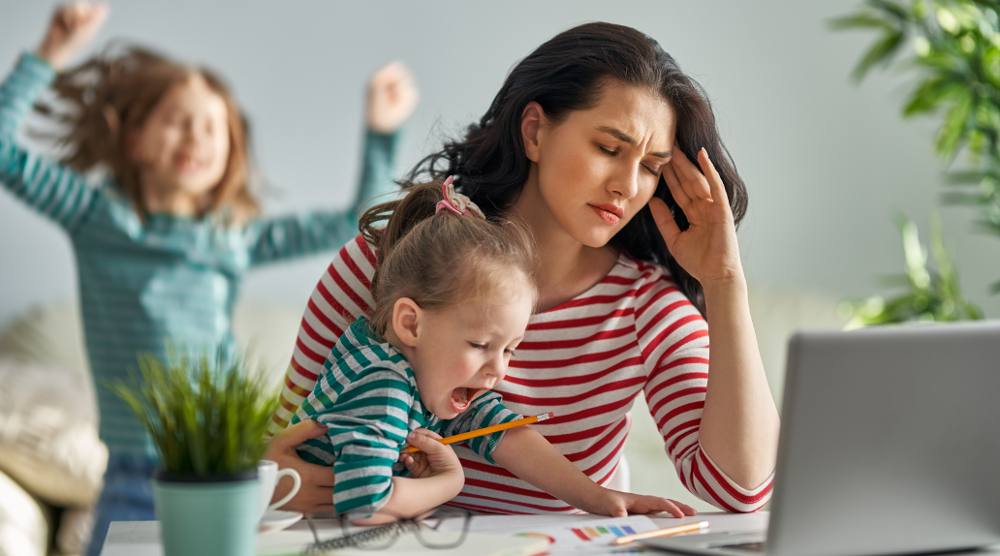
[1,0,998,329]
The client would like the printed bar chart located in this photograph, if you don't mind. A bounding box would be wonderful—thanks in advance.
[570,524,638,541]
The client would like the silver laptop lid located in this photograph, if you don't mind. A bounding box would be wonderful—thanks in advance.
[768,320,1000,556]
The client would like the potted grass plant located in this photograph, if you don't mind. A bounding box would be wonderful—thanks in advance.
[108,350,278,556]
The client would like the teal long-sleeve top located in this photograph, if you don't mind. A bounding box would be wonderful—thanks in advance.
[0,53,401,458]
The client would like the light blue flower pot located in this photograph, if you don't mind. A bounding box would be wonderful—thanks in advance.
[152,471,261,556]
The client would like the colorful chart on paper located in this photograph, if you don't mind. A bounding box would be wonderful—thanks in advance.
[509,515,659,555]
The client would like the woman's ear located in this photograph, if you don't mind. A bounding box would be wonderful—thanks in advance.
[521,101,544,162]
[391,297,422,348]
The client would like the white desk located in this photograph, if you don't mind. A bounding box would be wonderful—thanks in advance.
[100,512,1000,556]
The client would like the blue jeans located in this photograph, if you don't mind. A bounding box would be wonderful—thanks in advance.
[84,454,158,556]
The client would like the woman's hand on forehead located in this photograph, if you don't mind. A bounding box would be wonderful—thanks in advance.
[649,147,742,289]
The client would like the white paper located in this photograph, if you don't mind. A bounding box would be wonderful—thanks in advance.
[436,514,661,556]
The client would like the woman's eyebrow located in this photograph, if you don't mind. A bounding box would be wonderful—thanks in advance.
[596,126,672,158]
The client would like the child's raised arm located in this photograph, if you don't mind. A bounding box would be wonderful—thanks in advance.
[34,1,108,72]
[491,425,699,518]
[247,62,418,266]
[0,3,107,229]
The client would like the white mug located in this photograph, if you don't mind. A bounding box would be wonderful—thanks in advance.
[257,459,301,520]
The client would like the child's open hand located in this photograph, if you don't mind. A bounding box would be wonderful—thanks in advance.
[584,487,698,519]
[36,1,109,70]
[366,61,419,134]
[398,428,462,481]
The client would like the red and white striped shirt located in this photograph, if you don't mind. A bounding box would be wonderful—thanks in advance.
[270,234,773,513]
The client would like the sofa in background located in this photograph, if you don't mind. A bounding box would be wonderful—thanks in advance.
[0,286,844,556]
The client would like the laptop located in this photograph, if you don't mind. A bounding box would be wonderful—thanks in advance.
[644,320,1000,556]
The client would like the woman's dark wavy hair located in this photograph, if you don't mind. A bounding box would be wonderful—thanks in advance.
[403,22,748,314]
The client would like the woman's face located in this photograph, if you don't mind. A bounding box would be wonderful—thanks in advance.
[523,80,676,248]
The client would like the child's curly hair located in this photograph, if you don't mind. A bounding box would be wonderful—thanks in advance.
[33,43,260,223]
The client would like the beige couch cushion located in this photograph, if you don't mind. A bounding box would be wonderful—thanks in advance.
[0,357,107,508]
[0,468,50,556]
[0,298,303,511]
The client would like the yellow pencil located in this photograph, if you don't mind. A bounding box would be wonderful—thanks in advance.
[610,520,710,546]
[404,412,554,453]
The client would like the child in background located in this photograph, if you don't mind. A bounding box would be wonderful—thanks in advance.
[0,2,418,554]
[293,179,693,523]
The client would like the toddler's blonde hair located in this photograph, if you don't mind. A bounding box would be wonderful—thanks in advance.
[360,181,537,339]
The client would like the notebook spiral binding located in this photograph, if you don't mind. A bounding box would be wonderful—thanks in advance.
[304,519,420,553]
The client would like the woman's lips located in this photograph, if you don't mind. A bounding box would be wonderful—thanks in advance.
[589,204,623,225]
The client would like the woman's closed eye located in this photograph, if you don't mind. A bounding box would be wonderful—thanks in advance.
[600,144,662,177]
[468,342,487,350]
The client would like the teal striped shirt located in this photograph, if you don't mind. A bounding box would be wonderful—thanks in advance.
[293,317,519,516]
[0,53,400,458]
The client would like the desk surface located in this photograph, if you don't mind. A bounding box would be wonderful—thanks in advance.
[101,511,1000,556]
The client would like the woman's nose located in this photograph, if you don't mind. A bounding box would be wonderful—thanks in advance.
[608,163,640,199]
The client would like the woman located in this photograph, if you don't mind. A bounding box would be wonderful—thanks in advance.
[265,21,779,514]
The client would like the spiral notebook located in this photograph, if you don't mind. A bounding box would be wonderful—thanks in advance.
[255,529,548,556]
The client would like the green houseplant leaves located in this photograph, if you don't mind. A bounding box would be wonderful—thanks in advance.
[832,0,996,321]
[108,350,278,477]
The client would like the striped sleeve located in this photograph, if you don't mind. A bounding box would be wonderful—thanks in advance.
[437,393,520,464]
[247,211,361,266]
[249,129,398,266]
[294,363,414,516]
[268,234,376,435]
[0,52,53,139]
[0,53,99,230]
[634,262,773,512]
[355,129,400,208]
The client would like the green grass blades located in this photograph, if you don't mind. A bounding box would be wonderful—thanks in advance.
[107,347,279,476]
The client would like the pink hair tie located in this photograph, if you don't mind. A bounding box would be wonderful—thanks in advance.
[435,176,485,219]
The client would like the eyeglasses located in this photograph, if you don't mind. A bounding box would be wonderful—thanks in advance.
[301,507,472,553]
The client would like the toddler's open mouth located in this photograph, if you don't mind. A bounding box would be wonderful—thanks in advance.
[450,387,484,413]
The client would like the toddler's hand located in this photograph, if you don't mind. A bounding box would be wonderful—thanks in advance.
[583,487,698,519]
[36,1,109,71]
[366,61,419,134]
[399,428,462,481]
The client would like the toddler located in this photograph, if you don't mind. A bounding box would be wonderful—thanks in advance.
[294,178,691,523]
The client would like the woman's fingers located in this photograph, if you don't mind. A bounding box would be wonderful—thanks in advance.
[661,162,693,210]
[696,148,732,211]
[263,420,339,513]
[670,148,713,202]
[674,500,699,516]
[648,197,681,248]
[645,497,684,518]
[269,419,328,450]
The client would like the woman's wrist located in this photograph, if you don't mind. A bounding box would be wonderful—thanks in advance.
[700,270,747,303]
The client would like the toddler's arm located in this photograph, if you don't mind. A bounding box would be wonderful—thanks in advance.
[491,426,698,518]
[361,429,463,525]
